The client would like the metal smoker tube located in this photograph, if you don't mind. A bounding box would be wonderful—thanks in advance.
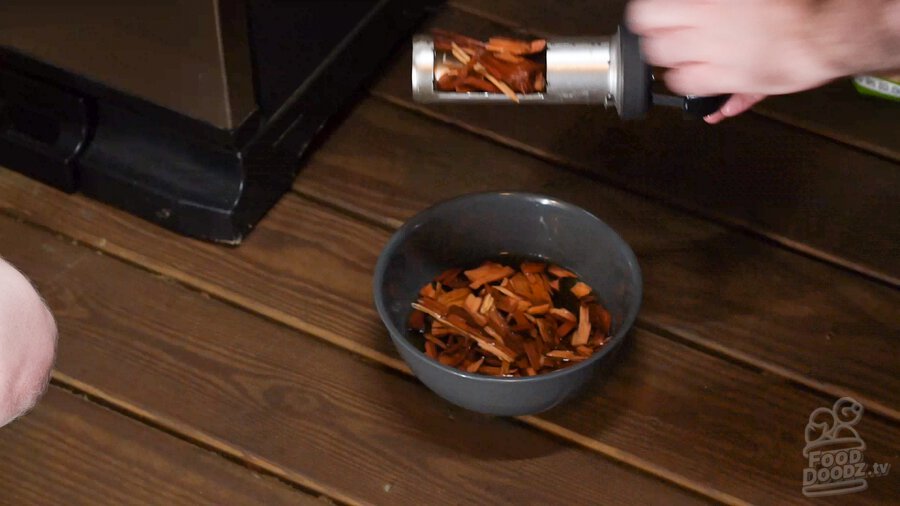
[411,26,651,118]
[411,25,744,120]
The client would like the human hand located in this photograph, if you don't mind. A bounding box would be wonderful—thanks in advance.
[626,0,900,122]
[0,258,57,427]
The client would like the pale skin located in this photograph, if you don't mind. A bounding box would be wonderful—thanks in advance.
[626,0,900,123]
[0,257,57,428]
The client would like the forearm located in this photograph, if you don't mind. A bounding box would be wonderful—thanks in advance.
[814,0,900,77]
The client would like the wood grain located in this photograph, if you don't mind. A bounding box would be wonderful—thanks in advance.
[755,81,900,162]
[296,99,900,419]
[2,172,898,503]
[5,161,898,422]
[0,388,319,506]
[0,216,708,506]
[372,6,900,283]
[542,330,900,506]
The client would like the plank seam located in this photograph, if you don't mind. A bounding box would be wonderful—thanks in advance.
[290,187,900,425]
[637,321,900,423]
[6,189,896,425]
[296,191,401,232]
[47,374,360,506]
[369,92,900,290]
[2,209,734,505]
[50,372,734,505]
[1,206,882,504]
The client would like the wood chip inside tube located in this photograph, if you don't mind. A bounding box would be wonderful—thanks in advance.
[434,31,546,102]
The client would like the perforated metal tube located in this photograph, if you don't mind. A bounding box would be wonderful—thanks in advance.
[411,34,615,106]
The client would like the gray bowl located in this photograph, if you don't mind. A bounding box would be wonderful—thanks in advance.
[373,192,642,416]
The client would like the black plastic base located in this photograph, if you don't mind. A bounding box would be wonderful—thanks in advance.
[76,101,300,243]
[0,0,440,243]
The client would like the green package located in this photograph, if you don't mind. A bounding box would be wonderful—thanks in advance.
[853,75,900,102]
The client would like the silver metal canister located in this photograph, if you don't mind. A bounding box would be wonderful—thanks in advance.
[413,34,619,105]
[411,25,727,120]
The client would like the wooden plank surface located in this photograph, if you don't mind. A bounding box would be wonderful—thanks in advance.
[4,159,898,422]
[299,100,900,418]
[0,388,318,506]
[0,216,707,506]
[757,81,900,162]
[2,171,898,504]
[372,6,900,283]
[451,0,900,161]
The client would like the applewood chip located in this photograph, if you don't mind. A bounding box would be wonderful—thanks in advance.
[410,259,613,376]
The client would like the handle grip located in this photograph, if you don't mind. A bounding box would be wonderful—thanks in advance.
[682,94,731,118]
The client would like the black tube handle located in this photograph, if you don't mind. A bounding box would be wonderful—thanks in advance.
[682,94,731,118]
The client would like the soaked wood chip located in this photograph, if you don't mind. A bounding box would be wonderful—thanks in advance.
[466,357,485,373]
[412,302,517,362]
[546,350,587,361]
[418,297,449,316]
[465,261,516,289]
[571,304,592,346]
[411,259,612,376]
[549,307,577,322]
[425,333,448,349]
[526,303,550,315]
[526,272,552,303]
[548,265,577,278]
[592,305,612,336]
[430,321,453,337]
[521,261,546,274]
[524,340,542,370]
[420,283,437,299]
[535,317,556,344]
[425,341,439,359]
[408,310,426,330]
[556,320,576,339]
[509,273,533,299]
[479,292,495,314]
[570,282,592,298]
[438,287,472,307]
[436,267,464,285]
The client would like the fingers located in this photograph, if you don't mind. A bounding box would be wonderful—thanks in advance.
[664,64,740,95]
[639,28,714,68]
[626,0,710,34]
[704,94,766,124]
[627,0,733,92]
